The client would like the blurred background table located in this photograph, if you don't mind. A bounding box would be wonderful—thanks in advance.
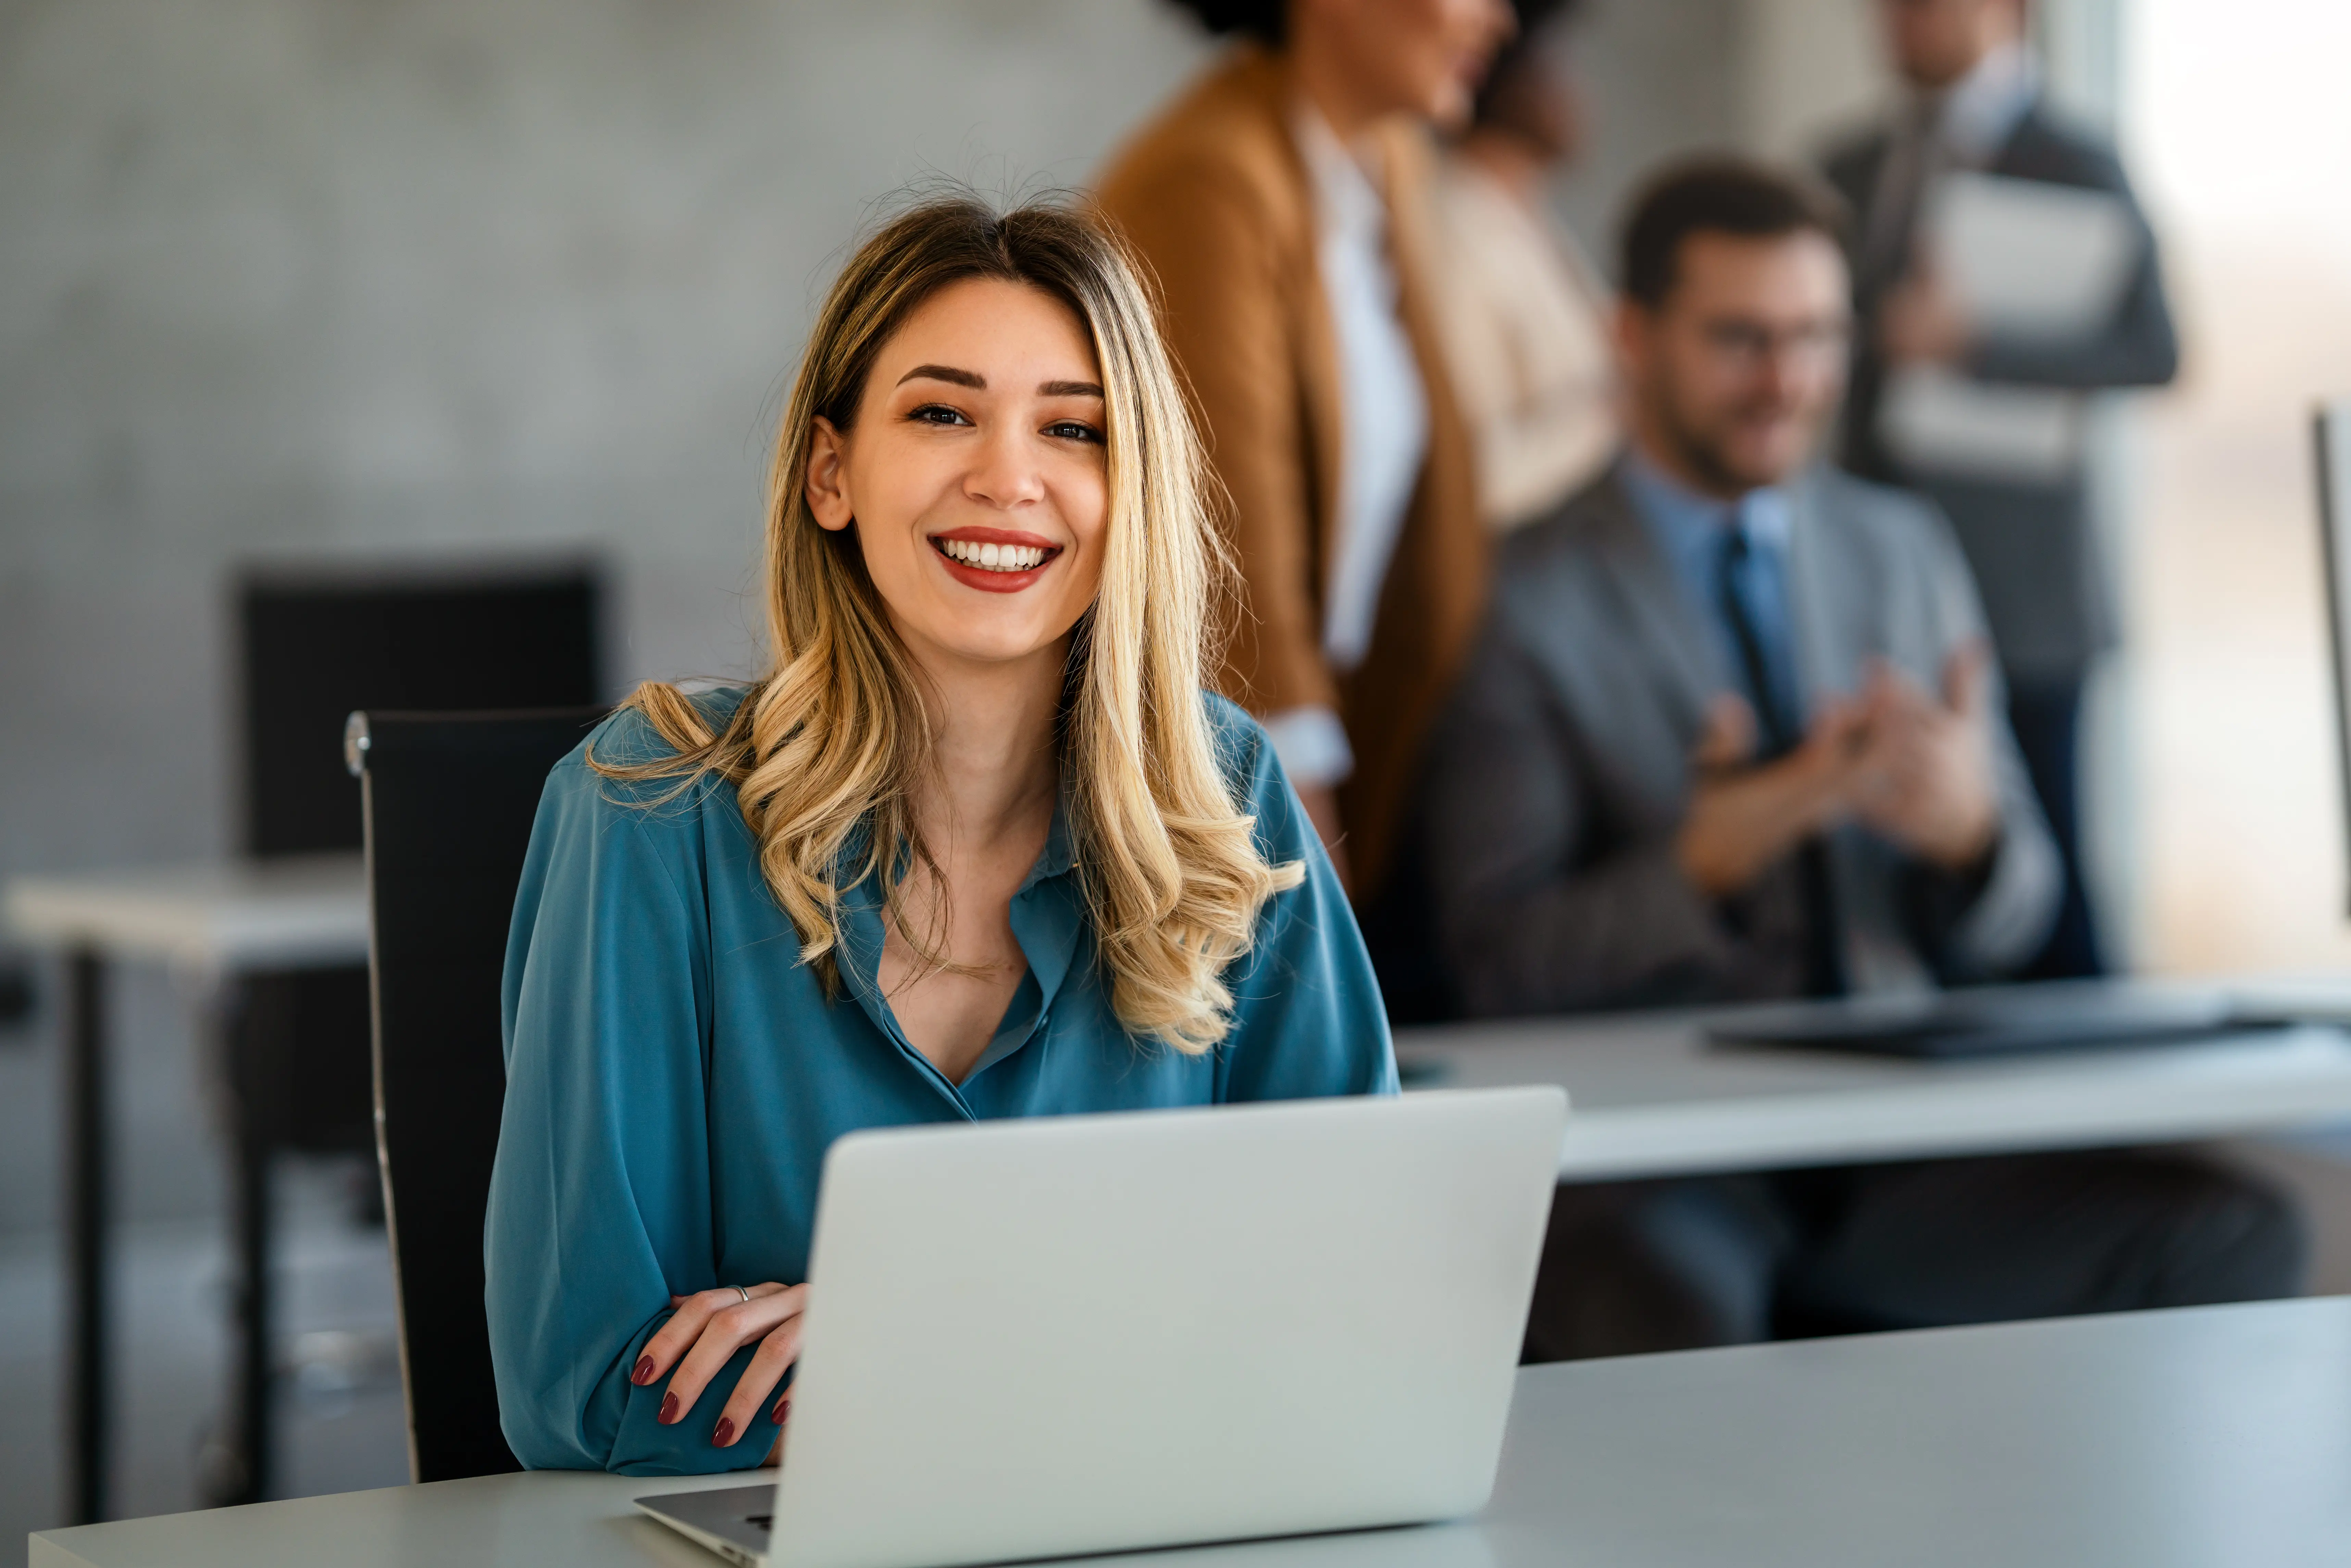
[1397,980,2351,1181]
[5,559,605,1526]
[5,857,369,1527]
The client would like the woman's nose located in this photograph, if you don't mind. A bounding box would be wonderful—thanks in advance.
[964,425,1046,509]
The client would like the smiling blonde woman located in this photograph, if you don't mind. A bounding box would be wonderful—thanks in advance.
[484,194,1395,1477]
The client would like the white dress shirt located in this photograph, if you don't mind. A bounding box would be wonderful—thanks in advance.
[1259,103,1431,791]
[1936,39,2040,166]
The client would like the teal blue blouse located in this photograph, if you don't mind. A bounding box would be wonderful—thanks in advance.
[486,689,1395,1475]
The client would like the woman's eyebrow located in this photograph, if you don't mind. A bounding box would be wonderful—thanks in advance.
[893,365,1102,398]
[896,363,984,389]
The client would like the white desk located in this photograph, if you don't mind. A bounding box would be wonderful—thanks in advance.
[31,1296,2351,1567]
[5,856,371,977]
[5,856,370,1523]
[1396,981,2351,1181]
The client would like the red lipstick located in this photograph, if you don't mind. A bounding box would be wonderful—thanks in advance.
[928,528,1064,594]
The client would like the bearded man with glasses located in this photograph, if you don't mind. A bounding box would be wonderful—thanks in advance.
[1414,159,2301,1361]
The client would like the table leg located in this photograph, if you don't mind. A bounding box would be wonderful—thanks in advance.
[201,980,274,1508]
[230,1105,273,1506]
[63,945,109,1526]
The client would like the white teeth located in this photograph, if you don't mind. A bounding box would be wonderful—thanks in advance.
[937,539,1048,572]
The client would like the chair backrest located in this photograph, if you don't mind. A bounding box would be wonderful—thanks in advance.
[354,705,607,1483]
[243,561,602,858]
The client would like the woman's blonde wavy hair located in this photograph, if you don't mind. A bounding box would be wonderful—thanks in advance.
[593,192,1302,1053]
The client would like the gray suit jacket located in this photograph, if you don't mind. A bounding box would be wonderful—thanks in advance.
[1421,461,2061,1018]
[1821,102,2180,685]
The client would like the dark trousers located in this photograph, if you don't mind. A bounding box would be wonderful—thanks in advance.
[2008,679,2104,980]
[1521,1150,2308,1362]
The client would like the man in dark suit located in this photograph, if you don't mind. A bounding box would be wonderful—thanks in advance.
[1821,0,2178,980]
[1419,159,2298,1360]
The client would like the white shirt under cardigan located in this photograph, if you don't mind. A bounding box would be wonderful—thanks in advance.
[1257,104,1432,792]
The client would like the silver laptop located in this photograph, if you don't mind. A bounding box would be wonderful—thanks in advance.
[636,1086,1567,1568]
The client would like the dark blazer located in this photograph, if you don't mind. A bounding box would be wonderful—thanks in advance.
[1419,461,2060,1019]
[1821,102,2179,685]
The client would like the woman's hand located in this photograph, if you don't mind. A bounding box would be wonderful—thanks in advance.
[630,1282,810,1451]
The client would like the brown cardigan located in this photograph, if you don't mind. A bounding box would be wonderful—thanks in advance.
[1094,47,1487,898]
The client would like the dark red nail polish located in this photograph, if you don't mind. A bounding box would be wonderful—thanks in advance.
[713,1417,736,1447]
[770,1397,789,1424]
[632,1356,654,1385]
[658,1392,679,1424]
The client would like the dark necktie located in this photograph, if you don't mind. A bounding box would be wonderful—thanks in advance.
[1715,523,1848,997]
[1716,525,1794,756]
[1861,98,1944,297]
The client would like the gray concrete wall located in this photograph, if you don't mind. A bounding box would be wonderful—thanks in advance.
[1552,0,1741,269]
[0,0,1216,880]
[1734,0,1883,160]
[0,0,1737,1232]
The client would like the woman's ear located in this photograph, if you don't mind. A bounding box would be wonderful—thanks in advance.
[806,416,854,533]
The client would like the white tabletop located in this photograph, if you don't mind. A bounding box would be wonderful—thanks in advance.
[4,854,369,975]
[1398,982,2351,1181]
[30,1296,2351,1568]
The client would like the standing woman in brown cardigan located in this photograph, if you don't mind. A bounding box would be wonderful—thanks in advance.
[1096,0,1511,899]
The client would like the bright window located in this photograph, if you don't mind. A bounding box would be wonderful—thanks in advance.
[2123,0,2351,972]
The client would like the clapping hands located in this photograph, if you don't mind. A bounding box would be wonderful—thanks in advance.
[1675,643,2000,898]
[1845,643,2001,871]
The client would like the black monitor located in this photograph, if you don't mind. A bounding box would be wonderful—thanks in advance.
[238,558,606,858]
[2315,402,2351,916]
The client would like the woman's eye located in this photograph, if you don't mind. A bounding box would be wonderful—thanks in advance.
[908,404,971,427]
[1045,420,1104,444]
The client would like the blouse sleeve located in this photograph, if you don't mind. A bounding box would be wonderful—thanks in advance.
[1208,700,1401,1102]
[485,750,772,1476]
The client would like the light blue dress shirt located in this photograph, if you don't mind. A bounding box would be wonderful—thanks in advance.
[486,688,1395,1476]
[1620,448,1804,741]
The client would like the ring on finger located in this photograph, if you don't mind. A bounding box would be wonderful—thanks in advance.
[736,1285,751,1305]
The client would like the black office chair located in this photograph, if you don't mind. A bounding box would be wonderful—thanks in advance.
[216,561,602,1503]
[236,565,606,1152]
[353,706,608,1483]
